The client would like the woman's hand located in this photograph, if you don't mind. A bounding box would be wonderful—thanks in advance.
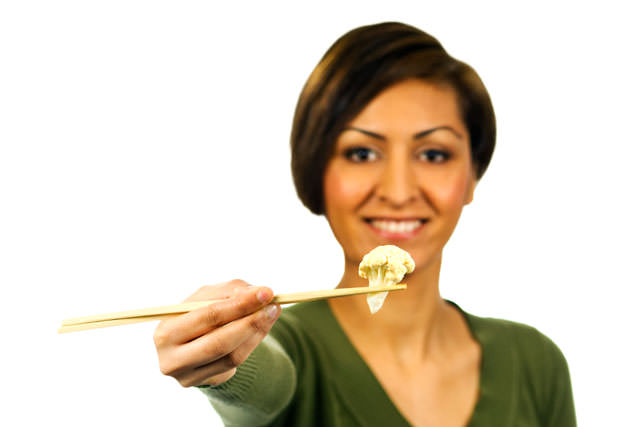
[153,279,281,387]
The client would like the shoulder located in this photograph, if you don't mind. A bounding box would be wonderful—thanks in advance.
[280,300,330,325]
[461,308,575,425]
[464,310,568,372]
[268,301,335,363]
[272,300,330,339]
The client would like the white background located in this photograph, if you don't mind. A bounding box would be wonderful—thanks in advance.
[1,1,638,426]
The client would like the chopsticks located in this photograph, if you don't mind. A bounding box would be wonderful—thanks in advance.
[58,284,407,333]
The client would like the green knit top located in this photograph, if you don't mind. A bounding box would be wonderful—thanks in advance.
[199,300,576,426]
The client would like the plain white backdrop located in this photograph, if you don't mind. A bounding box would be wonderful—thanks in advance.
[1,1,638,426]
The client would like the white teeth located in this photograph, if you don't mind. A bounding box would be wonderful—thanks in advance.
[370,220,422,233]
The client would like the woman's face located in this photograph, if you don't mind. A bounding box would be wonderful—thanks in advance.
[323,79,476,271]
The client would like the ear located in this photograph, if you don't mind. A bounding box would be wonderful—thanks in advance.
[464,178,477,205]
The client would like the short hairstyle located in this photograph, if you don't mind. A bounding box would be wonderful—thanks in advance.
[291,22,496,215]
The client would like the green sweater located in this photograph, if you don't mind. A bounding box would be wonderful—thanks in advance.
[199,301,576,426]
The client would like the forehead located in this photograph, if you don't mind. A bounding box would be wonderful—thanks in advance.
[346,79,466,138]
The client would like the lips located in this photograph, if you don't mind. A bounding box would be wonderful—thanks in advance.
[364,218,428,238]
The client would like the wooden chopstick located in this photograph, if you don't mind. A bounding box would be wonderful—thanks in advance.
[58,314,178,333]
[61,300,223,326]
[58,284,406,333]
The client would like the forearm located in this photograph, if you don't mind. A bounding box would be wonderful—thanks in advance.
[198,335,296,426]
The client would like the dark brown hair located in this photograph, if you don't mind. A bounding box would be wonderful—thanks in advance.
[291,22,496,215]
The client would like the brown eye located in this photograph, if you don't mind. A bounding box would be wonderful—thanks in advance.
[344,147,378,162]
[418,149,450,163]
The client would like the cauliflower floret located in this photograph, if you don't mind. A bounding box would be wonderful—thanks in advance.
[358,245,415,313]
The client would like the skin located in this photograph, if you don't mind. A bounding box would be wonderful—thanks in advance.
[153,281,281,387]
[325,79,481,426]
[154,78,481,426]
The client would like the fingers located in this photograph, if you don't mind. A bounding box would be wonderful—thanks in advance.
[200,306,281,385]
[180,304,280,369]
[175,305,281,387]
[153,279,281,389]
[181,279,250,303]
[156,285,274,345]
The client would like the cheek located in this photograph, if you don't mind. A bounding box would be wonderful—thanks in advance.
[323,162,373,212]
[428,172,473,213]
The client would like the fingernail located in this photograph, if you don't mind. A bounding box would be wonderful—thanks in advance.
[257,289,272,304]
[264,304,278,320]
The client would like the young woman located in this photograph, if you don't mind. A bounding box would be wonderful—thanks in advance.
[153,22,576,426]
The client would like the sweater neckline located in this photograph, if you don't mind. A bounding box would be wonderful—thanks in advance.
[313,299,515,426]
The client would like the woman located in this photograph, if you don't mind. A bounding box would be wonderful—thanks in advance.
[153,22,576,426]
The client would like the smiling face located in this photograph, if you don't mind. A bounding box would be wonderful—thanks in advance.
[323,79,476,271]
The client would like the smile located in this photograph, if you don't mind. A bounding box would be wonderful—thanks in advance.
[364,218,428,238]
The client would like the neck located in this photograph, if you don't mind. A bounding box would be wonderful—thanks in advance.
[329,253,453,363]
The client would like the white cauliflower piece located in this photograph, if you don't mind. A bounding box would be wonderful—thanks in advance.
[358,245,415,314]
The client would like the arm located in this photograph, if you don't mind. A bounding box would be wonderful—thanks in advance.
[198,335,297,426]
[153,280,289,424]
[542,336,577,427]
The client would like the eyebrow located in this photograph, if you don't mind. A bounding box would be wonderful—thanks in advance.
[343,126,463,140]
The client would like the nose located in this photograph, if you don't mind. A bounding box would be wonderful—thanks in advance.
[375,155,419,207]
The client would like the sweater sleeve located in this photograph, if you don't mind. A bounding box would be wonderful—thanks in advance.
[542,335,577,427]
[197,334,297,427]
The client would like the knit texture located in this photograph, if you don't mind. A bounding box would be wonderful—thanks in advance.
[199,301,576,426]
